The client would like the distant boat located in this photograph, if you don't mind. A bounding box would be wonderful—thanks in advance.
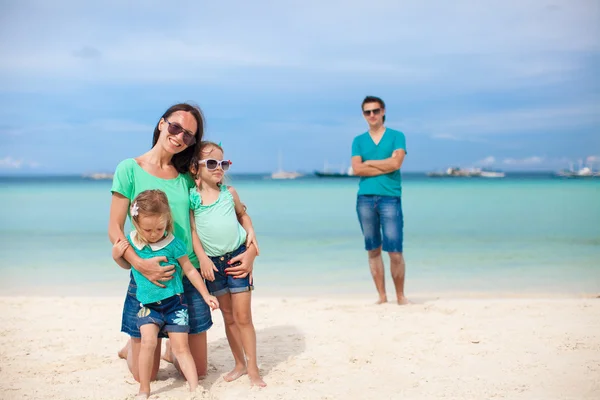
[427,167,505,178]
[82,172,113,180]
[556,159,600,178]
[271,151,302,180]
[271,170,303,179]
[480,171,506,178]
[427,167,481,177]
[314,162,358,178]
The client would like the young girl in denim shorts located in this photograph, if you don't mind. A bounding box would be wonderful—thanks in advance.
[190,141,266,387]
[112,189,219,399]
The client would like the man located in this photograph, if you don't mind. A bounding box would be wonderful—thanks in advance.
[351,96,408,305]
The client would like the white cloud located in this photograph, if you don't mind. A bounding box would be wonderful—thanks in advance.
[2,119,152,136]
[0,0,597,89]
[476,156,496,166]
[502,156,545,165]
[0,156,25,169]
[403,102,600,137]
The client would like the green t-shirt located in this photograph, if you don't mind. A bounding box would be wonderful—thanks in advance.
[351,128,407,197]
[111,158,199,267]
[190,185,247,257]
[127,231,187,304]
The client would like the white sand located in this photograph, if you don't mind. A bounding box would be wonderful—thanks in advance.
[1,295,599,399]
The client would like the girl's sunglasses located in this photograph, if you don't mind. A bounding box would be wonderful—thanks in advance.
[200,159,232,171]
[165,119,196,146]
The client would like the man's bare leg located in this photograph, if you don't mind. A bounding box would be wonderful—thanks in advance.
[368,247,387,304]
[389,252,409,304]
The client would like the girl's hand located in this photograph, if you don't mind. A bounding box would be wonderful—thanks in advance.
[200,257,218,282]
[245,230,260,256]
[204,295,219,310]
[136,256,175,288]
[112,238,129,259]
[225,245,257,282]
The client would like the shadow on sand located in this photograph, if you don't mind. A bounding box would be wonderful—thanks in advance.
[152,324,305,395]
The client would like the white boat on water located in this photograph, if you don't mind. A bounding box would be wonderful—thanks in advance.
[557,166,600,178]
[271,151,302,180]
[480,171,505,178]
[556,159,600,178]
[427,167,505,178]
[271,170,303,179]
[82,172,114,180]
[427,167,477,177]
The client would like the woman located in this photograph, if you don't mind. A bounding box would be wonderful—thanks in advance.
[108,103,257,382]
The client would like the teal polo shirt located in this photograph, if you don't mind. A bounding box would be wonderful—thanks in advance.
[351,128,407,197]
[127,231,187,305]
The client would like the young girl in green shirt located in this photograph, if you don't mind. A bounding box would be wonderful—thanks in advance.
[112,189,219,399]
[190,141,266,387]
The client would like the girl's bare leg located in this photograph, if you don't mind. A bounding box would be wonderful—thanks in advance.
[232,291,266,387]
[164,332,208,379]
[167,332,198,392]
[218,293,247,382]
[118,338,162,382]
[138,325,161,398]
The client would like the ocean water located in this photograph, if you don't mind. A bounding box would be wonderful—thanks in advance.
[1,174,599,297]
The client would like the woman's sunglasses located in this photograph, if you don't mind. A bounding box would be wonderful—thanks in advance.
[165,119,196,146]
[199,159,232,171]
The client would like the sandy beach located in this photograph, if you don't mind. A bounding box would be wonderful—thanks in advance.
[1,295,599,400]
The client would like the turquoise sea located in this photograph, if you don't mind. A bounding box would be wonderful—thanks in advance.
[1,174,599,297]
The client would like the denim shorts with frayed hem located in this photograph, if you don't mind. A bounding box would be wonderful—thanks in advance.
[205,244,254,297]
[121,273,213,338]
[356,195,404,253]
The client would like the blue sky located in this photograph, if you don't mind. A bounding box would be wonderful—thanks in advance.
[1,0,599,174]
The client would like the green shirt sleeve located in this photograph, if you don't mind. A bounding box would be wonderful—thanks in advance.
[171,237,188,260]
[189,187,202,210]
[394,131,407,154]
[351,136,361,157]
[111,159,134,199]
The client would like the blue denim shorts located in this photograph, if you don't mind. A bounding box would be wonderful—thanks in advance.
[205,244,254,297]
[356,195,404,253]
[137,294,189,334]
[121,273,213,338]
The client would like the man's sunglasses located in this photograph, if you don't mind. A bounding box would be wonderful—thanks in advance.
[199,159,232,171]
[363,108,382,116]
[165,119,196,146]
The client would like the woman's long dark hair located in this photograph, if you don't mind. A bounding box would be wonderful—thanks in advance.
[152,103,205,174]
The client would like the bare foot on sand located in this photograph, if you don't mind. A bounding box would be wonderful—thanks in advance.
[397,296,411,305]
[223,365,247,382]
[161,340,173,363]
[135,392,149,400]
[248,368,267,388]
[376,296,388,305]
[118,340,130,360]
